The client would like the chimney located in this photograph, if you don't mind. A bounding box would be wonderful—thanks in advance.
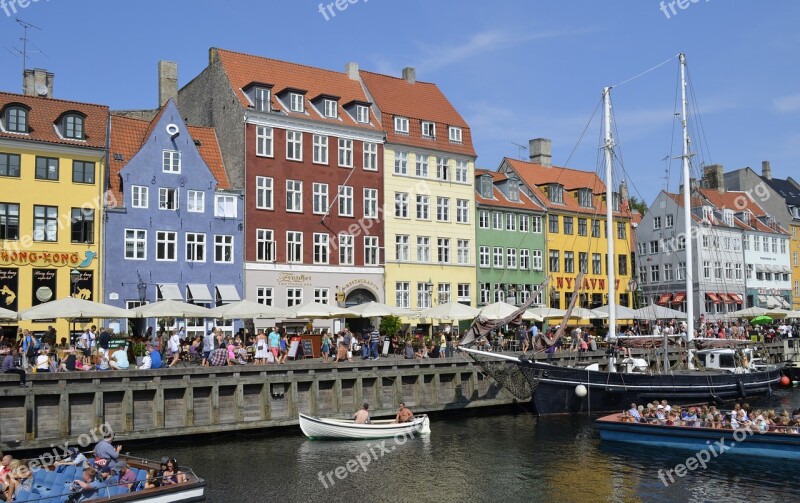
[158,60,178,107]
[703,164,725,193]
[679,178,699,195]
[762,160,772,180]
[23,68,54,98]
[402,67,416,84]
[344,62,359,80]
[529,138,552,167]
[619,179,629,203]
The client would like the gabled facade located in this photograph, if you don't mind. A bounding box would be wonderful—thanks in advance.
[357,66,477,317]
[501,141,634,311]
[104,99,243,337]
[0,77,108,339]
[474,169,546,307]
[179,49,385,330]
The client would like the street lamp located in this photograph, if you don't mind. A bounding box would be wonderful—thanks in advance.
[70,269,80,297]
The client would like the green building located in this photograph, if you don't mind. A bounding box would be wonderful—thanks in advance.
[475,169,547,307]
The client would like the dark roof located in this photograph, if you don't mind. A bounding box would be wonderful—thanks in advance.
[761,177,800,206]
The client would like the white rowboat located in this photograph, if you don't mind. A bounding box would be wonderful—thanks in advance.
[299,413,431,440]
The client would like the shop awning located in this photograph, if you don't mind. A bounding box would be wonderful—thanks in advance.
[657,293,672,305]
[186,284,213,303]
[705,292,721,304]
[215,284,241,304]
[758,294,769,305]
[157,283,183,301]
[727,293,743,304]
[672,292,686,304]
[755,264,768,272]
[717,293,733,304]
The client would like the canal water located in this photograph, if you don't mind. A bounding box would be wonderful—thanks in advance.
[134,389,800,503]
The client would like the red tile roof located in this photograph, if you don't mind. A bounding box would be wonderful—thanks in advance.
[108,111,230,204]
[359,70,476,157]
[213,48,380,132]
[0,92,108,150]
[666,190,787,234]
[474,169,545,212]
[503,158,629,218]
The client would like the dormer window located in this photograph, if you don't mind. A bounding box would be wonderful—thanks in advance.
[449,126,462,143]
[394,116,409,134]
[421,121,436,138]
[356,105,369,123]
[289,93,304,113]
[323,99,338,118]
[508,180,520,202]
[480,176,493,198]
[740,211,751,225]
[702,205,714,222]
[63,113,85,139]
[578,188,593,208]
[723,209,734,227]
[254,87,271,112]
[547,184,564,204]
[4,105,28,133]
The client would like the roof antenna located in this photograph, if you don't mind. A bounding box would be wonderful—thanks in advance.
[8,18,43,90]
[511,142,528,161]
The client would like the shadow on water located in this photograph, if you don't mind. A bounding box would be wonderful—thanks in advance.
[126,390,800,503]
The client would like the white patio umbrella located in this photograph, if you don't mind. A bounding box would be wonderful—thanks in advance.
[283,301,357,319]
[782,310,800,319]
[631,304,688,320]
[131,299,211,318]
[593,304,638,319]
[571,307,604,319]
[764,308,789,319]
[523,306,569,320]
[724,306,770,318]
[477,301,519,320]
[0,307,18,320]
[207,299,287,320]
[344,301,417,318]
[418,301,480,321]
[20,297,131,321]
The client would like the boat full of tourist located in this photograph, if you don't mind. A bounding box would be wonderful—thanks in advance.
[596,403,800,460]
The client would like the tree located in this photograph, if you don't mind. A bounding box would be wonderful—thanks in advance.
[628,196,648,215]
[379,315,402,336]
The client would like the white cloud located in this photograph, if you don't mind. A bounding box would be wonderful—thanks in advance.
[773,93,800,113]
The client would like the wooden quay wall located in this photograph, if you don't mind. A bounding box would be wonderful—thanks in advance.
[0,357,516,452]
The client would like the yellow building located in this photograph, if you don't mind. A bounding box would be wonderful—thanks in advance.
[0,75,108,341]
[792,222,800,309]
[359,67,477,322]
[502,140,634,311]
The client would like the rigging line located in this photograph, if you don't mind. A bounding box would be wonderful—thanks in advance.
[321,165,357,222]
[562,96,603,169]
[686,65,714,166]
[610,54,680,89]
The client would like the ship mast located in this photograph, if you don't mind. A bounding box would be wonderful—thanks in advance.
[603,87,616,340]
[679,53,695,351]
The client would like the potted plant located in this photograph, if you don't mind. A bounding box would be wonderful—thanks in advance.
[132,339,147,367]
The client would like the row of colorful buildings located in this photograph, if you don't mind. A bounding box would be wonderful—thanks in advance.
[0,48,797,337]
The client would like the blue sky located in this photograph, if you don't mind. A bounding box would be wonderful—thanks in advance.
[1,0,798,205]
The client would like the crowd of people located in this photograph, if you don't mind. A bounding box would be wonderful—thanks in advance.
[0,432,186,502]
[619,400,800,433]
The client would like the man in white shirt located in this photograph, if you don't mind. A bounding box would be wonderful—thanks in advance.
[168,329,181,367]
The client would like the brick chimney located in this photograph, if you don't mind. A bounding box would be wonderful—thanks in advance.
[529,138,552,167]
[344,62,359,80]
[619,179,629,203]
[703,164,725,192]
[679,178,699,195]
[402,67,416,84]
[158,60,178,107]
[23,68,54,98]
[762,160,772,180]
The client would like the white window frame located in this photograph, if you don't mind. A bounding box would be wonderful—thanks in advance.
[416,195,429,220]
[479,246,490,268]
[532,216,542,233]
[286,180,303,213]
[124,229,147,260]
[456,199,469,223]
[395,192,409,218]
[493,212,503,230]
[256,286,273,306]
[394,116,409,134]
[287,288,303,307]
[313,233,329,264]
[323,99,337,118]
[421,121,436,138]
[214,234,234,264]
[364,236,379,266]
[415,153,428,177]
[214,194,237,218]
[338,234,354,265]
[289,93,304,113]
[287,231,303,263]
[436,197,449,222]
[286,130,303,161]
[396,282,410,308]
[155,230,177,261]
[478,210,489,229]
[312,134,328,164]
[162,150,180,173]
[363,188,378,219]
[356,105,369,124]
[313,183,329,215]
[396,235,409,261]
[158,187,179,210]
[315,288,330,305]
[187,190,205,213]
[457,239,470,264]
[417,236,430,262]
[455,160,468,183]
[436,157,449,181]
[493,247,504,268]
[338,185,353,217]
[338,138,353,167]
[256,126,273,157]
[449,126,462,143]
[519,215,529,232]
[520,249,530,270]
[394,151,408,175]
[256,229,275,262]
[256,176,273,210]
[532,250,543,271]
[254,87,270,112]
[507,248,517,269]
[131,185,148,209]
[363,142,378,171]
[185,232,206,263]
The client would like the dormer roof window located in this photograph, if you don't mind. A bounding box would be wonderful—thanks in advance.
[578,188,593,208]
[547,183,564,204]
[394,116,409,134]
[611,192,620,212]
[508,179,520,202]
[722,209,734,227]
[480,176,493,199]
[323,98,338,118]
[421,121,436,139]
[3,104,29,133]
[356,104,369,124]
[702,205,714,223]
[62,112,85,140]
[449,126,462,143]
[254,87,271,112]
[289,92,304,113]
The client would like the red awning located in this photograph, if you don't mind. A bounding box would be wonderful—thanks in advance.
[657,294,672,305]
[672,292,686,303]
[706,292,721,304]
[728,293,743,304]
[717,293,733,304]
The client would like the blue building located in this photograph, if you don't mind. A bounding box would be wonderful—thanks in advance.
[104,100,244,338]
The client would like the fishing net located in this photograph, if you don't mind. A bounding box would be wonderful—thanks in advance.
[468,352,533,401]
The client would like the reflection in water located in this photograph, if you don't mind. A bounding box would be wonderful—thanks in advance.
[131,390,800,503]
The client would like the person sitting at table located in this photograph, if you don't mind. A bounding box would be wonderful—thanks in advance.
[109,347,129,370]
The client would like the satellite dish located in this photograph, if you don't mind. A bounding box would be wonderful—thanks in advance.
[35,83,48,96]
